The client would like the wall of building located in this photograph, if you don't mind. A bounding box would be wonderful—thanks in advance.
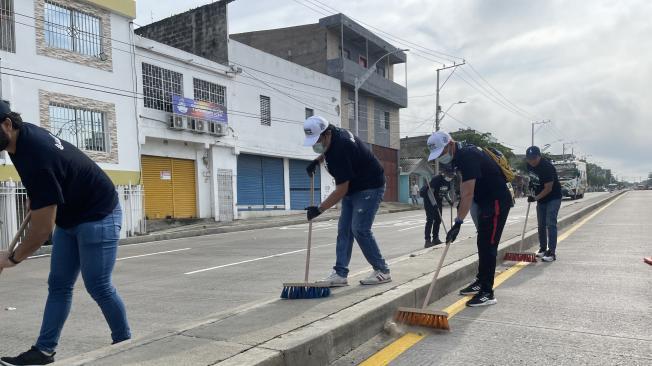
[134,1,229,66]
[0,0,140,184]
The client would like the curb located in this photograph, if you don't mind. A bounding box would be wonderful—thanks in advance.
[54,192,624,366]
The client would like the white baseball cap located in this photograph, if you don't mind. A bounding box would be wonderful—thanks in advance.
[427,131,452,161]
[303,116,330,146]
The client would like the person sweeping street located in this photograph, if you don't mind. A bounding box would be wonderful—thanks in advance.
[427,131,512,307]
[0,101,130,366]
[525,146,562,262]
[302,116,391,287]
[420,168,454,248]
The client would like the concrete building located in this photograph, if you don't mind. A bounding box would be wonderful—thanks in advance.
[231,14,408,201]
[133,1,341,221]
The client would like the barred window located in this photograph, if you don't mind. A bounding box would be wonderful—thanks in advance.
[44,1,103,58]
[49,103,108,152]
[305,108,314,119]
[260,95,271,126]
[0,0,15,53]
[384,111,390,130]
[193,78,226,106]
[142,63,183,112]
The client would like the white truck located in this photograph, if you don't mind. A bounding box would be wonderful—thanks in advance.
[553,160,588,199]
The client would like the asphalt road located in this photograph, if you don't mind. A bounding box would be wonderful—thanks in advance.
[0,192,609,360]
[335,191,650,366]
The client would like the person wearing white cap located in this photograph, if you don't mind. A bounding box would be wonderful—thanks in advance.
[427,130,512,307]
[302,116,391,286]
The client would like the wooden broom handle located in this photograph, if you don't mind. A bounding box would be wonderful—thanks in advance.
[304,175,315,283]
[8,211,31,253]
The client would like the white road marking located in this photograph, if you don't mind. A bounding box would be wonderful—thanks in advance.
[397,225,423,232]
[184,243,336,275]
[117,248,191,261]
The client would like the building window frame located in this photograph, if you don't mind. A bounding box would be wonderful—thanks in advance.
[260,95,271,126]
[44,0,103,58]
[142,63,184,113]
[193,78,226,106]
[384,111,390,130]
[359,55,368,68]
[48,102,108,152]
[0,0,15,53]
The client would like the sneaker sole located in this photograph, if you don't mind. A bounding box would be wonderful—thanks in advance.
[459,291,480,295]
[359,279,392,285]
[466,299,498,307]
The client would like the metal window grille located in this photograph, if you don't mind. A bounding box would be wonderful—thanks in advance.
[142,63,183,112]
[0,0,15,53]
[193,78,226,106]
[49,103,108,152]
[384,111,390,130]
[44,1,103,58]
[260,95,271,126]
[305,108,314,119]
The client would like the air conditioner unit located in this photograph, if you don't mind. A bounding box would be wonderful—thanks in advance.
[169,115,185,130]
[210,122,226,136]
[190,118,206,133]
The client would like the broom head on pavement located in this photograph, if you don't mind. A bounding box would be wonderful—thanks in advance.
[281,282,331,299]
[394,307,450,330]
[503,251,537,263]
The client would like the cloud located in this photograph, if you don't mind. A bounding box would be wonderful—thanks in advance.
[135,0,652,179]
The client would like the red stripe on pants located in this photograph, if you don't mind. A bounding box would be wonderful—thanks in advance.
[491,200,500,244]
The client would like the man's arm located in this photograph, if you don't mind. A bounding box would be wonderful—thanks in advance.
[0,205,56,268]
[535,182,553,201]
[319,181,349,211]
[456,179,476,221]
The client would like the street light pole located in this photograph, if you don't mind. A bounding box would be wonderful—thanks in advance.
[354,48,409,137]
[433,62,465,175]
[531,120,551,146]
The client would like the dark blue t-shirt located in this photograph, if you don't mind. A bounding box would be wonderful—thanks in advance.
[323,127,385,195]
[452,143,511,204]
[527,158,562,203]
[9,123,118,228]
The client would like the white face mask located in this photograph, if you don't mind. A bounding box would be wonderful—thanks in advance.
[313,142,326,154]
[438,152,453,164]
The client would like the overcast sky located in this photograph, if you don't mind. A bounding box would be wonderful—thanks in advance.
[135,0,651,181]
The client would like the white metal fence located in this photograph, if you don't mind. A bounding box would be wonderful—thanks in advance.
[0,181,146,251]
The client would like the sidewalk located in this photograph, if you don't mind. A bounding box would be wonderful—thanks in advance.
[53,192,626,366]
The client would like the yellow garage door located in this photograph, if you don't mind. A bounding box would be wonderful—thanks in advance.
[142,155,197,219]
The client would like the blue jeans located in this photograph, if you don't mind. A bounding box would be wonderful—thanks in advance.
[334,186,389,277]
[36,205,130,353]
[536,199,562,254]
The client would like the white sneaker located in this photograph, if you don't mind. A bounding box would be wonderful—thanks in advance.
[317,270,348,287]
[535,249,547,258]
[360,270,392,285]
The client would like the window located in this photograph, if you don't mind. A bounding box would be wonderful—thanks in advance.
[0,0,15,53]
[193,78,226,106]
[384,111,390,130]
[344,48,351,60]
[142,63,183,112]
[260,95,271,126]
[49,103,107,152]
[376,65,386,78]
[359,56,368,68]
[305,108,314,119]
[44,1,103,58]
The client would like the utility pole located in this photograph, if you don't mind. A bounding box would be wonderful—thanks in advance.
[531,120,551,146]
[434,61,465,174]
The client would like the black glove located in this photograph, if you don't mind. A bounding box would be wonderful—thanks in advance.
[527,196,536,203]
[446,219,462,243]
[305,206,322,221]
[306,159,319,177]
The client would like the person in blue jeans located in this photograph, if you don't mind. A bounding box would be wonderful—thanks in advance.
[526,146,563,262]
[302,116,391,286]
[0,101,130,366]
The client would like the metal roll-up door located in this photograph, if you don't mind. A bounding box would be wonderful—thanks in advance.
[261,157,285,209]
[289,159,321,210]
[237,154,264,210]
[141,155,197,219]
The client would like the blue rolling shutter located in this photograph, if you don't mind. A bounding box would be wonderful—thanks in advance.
[237,154,263,210]
[289,159,321,210]
[262,157,285,209]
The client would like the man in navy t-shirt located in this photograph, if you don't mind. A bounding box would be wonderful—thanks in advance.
[427,130,512,307]
[302,116,391,287]
[526,146,562,262]
[0,101,130,366]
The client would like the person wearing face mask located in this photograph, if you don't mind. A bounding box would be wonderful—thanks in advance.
[303,116,391,287]
[0,101,130,366]
[419,168,454,248]
[427,130,512,307]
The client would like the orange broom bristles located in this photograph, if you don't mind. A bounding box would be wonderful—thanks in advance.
[394,307,450,330]
[504,252,537,263]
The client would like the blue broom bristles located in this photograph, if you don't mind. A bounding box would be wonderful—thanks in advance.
[280,285,331,299]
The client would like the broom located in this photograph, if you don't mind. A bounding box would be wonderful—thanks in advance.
[503,200,537,262]
[0,211,32,278]
[281,174,331,299]
[395,205,451,330]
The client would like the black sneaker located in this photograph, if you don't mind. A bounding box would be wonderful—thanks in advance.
[431,238,443,245]
[1,347,55,365]
[466,291,497,307]
[542,251,556,262]
[459,280,482,295]
[535,249,547,258]
[424,239,433,248]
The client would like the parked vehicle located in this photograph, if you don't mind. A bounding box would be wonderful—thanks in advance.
[553,160,587,199]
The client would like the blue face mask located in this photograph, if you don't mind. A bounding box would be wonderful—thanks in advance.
[438,152,453,164]
[313,142,326,154]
